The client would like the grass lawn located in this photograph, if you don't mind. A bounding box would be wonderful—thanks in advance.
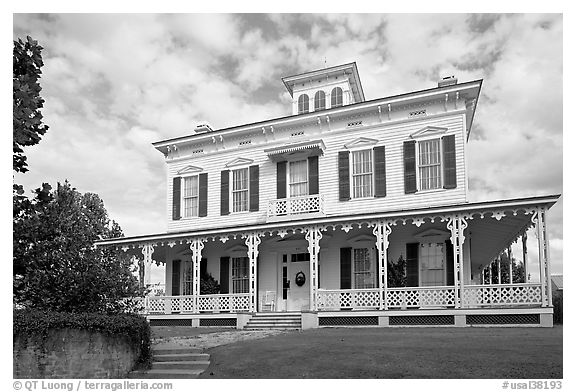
[200,326,562,379]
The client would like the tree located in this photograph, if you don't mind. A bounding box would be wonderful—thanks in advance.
[13,181,144,313]
[388,255,407,287]
[482,251,526,284]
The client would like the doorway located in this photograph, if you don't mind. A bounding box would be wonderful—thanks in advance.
[280,252,310,311]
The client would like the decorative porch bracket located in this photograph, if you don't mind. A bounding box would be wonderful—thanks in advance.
[447,215,468,308]
[305,226,324,311]
[141,244,155,288]
[189,238,205,313]
[373,221,392,310]
[532,207,552,307]
[245,232,262,312]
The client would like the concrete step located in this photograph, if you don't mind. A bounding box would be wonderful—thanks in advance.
[244,326,300,330]
[154,353,210,362]
[249,316,301,321]
[128,368,204,379]
[152,360,210,370]
[247,319,301,323]
[153,347,204,355]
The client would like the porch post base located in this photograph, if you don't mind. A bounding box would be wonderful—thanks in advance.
[237,313,252,330]
[454,314,466,327]
[191,318,200,328]
[378,316,389,327]
[301,311,319,330]
[540,313,553,328]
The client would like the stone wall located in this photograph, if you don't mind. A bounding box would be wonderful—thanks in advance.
[13,328,141,378]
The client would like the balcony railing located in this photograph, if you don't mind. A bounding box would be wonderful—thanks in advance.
[139,293,251,314]
[461,283,543,307]
[267,194,325,220]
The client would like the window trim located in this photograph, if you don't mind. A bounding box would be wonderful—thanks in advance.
[415,136,444,192]
[230,166,250,214]
[181,174,200,219]
[348,147,375,199]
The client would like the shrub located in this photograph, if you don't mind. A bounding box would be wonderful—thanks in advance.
[13,309,152,369]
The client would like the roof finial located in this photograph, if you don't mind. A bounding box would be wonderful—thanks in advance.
[324,57,327,69]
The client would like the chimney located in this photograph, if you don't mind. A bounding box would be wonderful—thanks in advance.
[438,75,458,87]
[194,123,214,134]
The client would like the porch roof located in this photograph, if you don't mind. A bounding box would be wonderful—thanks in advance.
[94,194,560,248]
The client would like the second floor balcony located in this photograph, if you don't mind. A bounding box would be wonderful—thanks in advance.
[267,194,325,221]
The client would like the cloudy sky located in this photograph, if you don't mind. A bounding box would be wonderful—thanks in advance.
[12,13,563,281]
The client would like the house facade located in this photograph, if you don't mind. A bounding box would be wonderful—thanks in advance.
[96,63,559,328]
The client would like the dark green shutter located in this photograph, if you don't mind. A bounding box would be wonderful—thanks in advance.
[219,257,230,294]
[171,259,181,295]
[406,243,419,287]
[308,156,319,195]
[446,240,454,286]
[200,257,207,277]
[442,134,457,189]
[373,146,387,197]
[340,247,352,289]
[172,177,181,220]
[249,165,259,211]
[199,173,208,217]
[220,170,229,215]
[404,141,417,194]
[277,161,287,198]
[338,151,350,201]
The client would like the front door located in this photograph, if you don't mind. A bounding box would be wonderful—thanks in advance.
[419,243,446,286]
[285,253,310,311]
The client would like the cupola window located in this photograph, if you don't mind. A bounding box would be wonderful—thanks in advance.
[298,94,309,114]
[331,87,343,108]
[314,90,326,111]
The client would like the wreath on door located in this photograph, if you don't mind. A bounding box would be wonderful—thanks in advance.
[295,271,306,286]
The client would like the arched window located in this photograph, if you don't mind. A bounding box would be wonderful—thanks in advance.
[314,90,326,111]
[331,87,343,108]
[298,94,309,114]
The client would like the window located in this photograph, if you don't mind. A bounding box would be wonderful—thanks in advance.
[314,90,326,111]
[182,176,199,217]
[232,168,249,212]
[331,87,343,107]
[298,94,309,114]
[183,262,193,295]
[232,257,249,293]
[418,139,442,190]
[353,248,375,289]
[351,149,373,198]
[289,160,308,197]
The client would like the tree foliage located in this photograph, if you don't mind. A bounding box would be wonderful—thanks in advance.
[13,181,144,313]
[13,36,49,175]
[482,250,526,284]
[388,255,407,287]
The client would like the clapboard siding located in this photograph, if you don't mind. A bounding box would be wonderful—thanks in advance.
[166,109,468,233]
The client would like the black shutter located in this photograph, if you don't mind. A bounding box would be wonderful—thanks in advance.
[200,257,207,277]
[340,247,352,289]
[172,177,181,220]
[406,243,419,287]
[219,257,230,294]
[171,259,181,296]
[338,151,350,201]
[442,134,457,189]
[220,170,229,215]
[373,146,387,197]
[199,173,208,217]
[249,165,259,211]
[403,141,417,194]
[308,156,319,195]
[277,161,287,199]
[446,240,454,286]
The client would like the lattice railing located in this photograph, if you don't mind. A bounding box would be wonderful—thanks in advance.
[198,293,251,312]
[317,289,380,310]
[462,283,542,307]
[386,286,456,308]
[267,194,324,218]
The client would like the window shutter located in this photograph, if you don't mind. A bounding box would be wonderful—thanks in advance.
[199,173,208,217]
[172,177,181,220]
[406,243,419,287]
[403,141,417,194]
[446,240,454,286]
[249,165,259,211]
[200,257,207,277]
[442,134,457,189]
[338,151,350,201]
[219,257,230,294]
[340,247,352,289]
[308,156,319,195]
[171,259,181,296]
[277,161,287,199]
[373,146,387,197]
[220,170,230,215]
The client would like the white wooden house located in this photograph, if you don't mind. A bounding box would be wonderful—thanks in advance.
[96,63,559,328]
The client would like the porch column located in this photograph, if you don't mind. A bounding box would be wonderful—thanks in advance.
[141,244,154,288]
[508,247,513,283]
[522,232,528,283]
[245,232,261,313]
[305,226,323,311]
[373,220,392,310]
[533,207,552,307]
[189,238,205,313]
[498,255,501,284]
[447,215,468,308]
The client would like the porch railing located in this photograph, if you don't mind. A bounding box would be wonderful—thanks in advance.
[141,293,251,314]
[462,283,542,307]
[317,288,380,310]
[267,194,324,219]
[386,286,456,308]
